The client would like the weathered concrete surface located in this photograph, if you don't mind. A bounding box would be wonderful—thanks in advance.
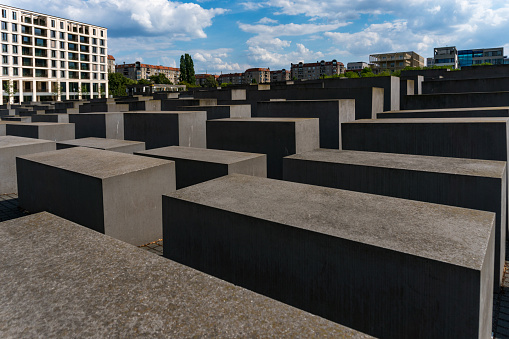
[116,100,161,111]
[401,91,509,110]
[57,137,145,154]
[256,99,355,149]
[2,116,31,123]
[207,118,319,179]
[0,212,371,338]
[378,107,509,119]
[164,174,494,339]
[124,111,207,149]
[16,147,175,245]
[31,114,70,123]
[0,136,55,193]
[161,98,217,111]
[178,105,251,120]
[6,122,75,141]
[79,102,129,113]
[69,113,124,140]
[135,146,266,189]
[283,149,507,290]
[422,77,509,94]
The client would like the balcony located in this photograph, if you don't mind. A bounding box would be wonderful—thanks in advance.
[22,47,32,56]
[22,36,32,45]
[34,49,47,57]
[35,59,47,68]
[68,43,78,51]
[33,17,47,27]
[35,69,48,78]
[35,38,47,47]
[80,45,89,53]
[80,54,89,62]
[22,68,33,77]
[34,28,47,37]
[68,53,78,61]
[22,58,32,66]
[80,36,89,44]
[21,26,31,34]
[68,71,79,79]
[68,34,78,42]
[80,63,89,71]
[81,72,90,79]
[68,62,79,70]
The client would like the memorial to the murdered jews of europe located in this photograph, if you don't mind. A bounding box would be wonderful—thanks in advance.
[4,2,509,339]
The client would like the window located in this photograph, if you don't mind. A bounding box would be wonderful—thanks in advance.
[60,51,64,58]
[52,70,56,77]
[59,32,64,39]
[51,60,56,67]
[60,61,65,68]
[2,67,7,75]
[51,40,56,48]
[92,38,97,45]
[1,21,6,30]
[13,56,17,64]
[60,22,64,29]
[60,41,65,49]
[61,70,65,77]
[92,55,97,62]
[101,73,105,79]
[12,23,17,31]
[100,39,104,46]
[2,55,7,64]
[1,33,7,41]
[92,46,97,53]
[2,44,7,52]
[100,30,103,37]
[12,45,17,54]
[93,28,96,35]
[13,67,18,75]
[51,30,56,38]
[100,48,105,55]
[51,20,55,27]
[100,56,105,63]
[12,12,16,20]
[1,9,5,18]
[51,50,56,58]
[93,73,97,79]
[12,34,17,43]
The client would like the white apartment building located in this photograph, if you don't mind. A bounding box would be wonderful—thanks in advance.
[0,4,108,104]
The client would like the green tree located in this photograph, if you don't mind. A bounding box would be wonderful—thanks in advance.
[179,55,186,83]
[344,71,360,78]
[108,72,137,97]
[179,54,195,84]
[138,78,152,85]
[360,67,375,77]
[203,75,218,88]
[150,73,173,84]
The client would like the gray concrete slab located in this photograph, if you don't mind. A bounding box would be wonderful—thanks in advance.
[57,137,145,154]
[2,116,31,122]
[206,118,319,179]
[16,147,175,245]
[135,146,266,188]
[124,111,207,149]
[0,212,371,338]
[401,91,509,110]
[422,77,509,94]
[163,174,494,339]
[283,149,507,290]
[378,106,509,119]
[31,114,70,123]
[79,102,129,113]
[6,122,75,141]
[0,136,55,194]
[178,105,251,120]
[161,98,217,111]
[69,112,124,139]
[256,99,355,149]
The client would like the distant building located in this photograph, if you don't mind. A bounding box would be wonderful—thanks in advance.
[369,51,424,72]
[270,69,290,82]
[218,73,244,85]
[195,74,219,86]
[426,57,435,67]
[458,47,509,67]
[347,62,369,72]
[291,60,344,80]
[107,55,115,73]
[116,61,180,84]
[244,68,270,84]
[433,47,458,69]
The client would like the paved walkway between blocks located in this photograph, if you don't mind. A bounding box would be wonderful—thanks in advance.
[1,193,508,337]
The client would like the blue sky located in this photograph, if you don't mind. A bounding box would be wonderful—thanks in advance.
[6,0,509,74]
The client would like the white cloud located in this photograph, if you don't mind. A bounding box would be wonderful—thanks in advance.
[247,43,324,67]
[192,49,250,73]
[257,17,278,24]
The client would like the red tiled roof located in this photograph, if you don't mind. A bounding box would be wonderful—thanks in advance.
[115,63,179,71]
[107,55,115,60]
[245,68,270,72]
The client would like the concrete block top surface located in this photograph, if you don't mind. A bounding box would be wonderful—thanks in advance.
[10,122,73,126]
[259,99,354,103]
[70,112,123,115]
[0,135,55,148]
[127,111,206,115]
[212,117,318,123]
[382,106,509,114]
[136,146,264,164]
[346,117,509,124]
[168,174,494,270]
[17,147,172,179]
[57,137,144,149]
[0,212,371,338]
[286,149,506,178]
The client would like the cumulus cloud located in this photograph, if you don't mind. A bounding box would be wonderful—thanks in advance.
[248,43,324,67]
[192,49,250,73]
[257,17,278,24]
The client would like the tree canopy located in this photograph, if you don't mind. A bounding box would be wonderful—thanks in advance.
[203,75,219,88]
[179,53,195,85]
[150,73,173,84]
[108,72,137,96]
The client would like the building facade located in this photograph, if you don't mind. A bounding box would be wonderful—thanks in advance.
[195,73,219,86]
[107,54,115,73]
[369,51,424,72]
[458,47,509,67]
[116,61,180,84]
[0,4,108,104]
[346,62,369,72]
[433,47,458,69]
[218,73,244,85]
[270,69,290,82]
[244,68,270,84]
[291,60,344,80]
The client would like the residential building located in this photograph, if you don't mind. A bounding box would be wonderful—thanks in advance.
[244,67,270,84]
[107,54,115,73]
[369,51,424,72]
[433,47,458,69]
[218,72,244,85]
[347,62,369,72]
[426,57,435,67]
[458,47,509,67]
[291,60,344,80]
[116,61,180,84]
[0,4,108,104]
[195,73,219,86]
[270,69,290,82]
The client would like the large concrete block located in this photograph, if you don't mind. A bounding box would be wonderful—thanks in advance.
[31,114,69,123]
[401,91,509,110]
[163,174,494,339]
[57,137,145,154]
[179,105,251,120]
[116,99,161,111]
[206,118,319,179]
[422,77,509,94]
[256,99,355,149]
[0,212,371,338]
[0,136,55,193]
[6,122,75,141]
[378,107,509,119]
[124,111,207,149]
[16,147,175,245]
[135,146,266,189]
[161,98,217,110]
[69,112,124,139]
[2,116,31,122]
[283,149,507,290]
[79,102,129,113]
